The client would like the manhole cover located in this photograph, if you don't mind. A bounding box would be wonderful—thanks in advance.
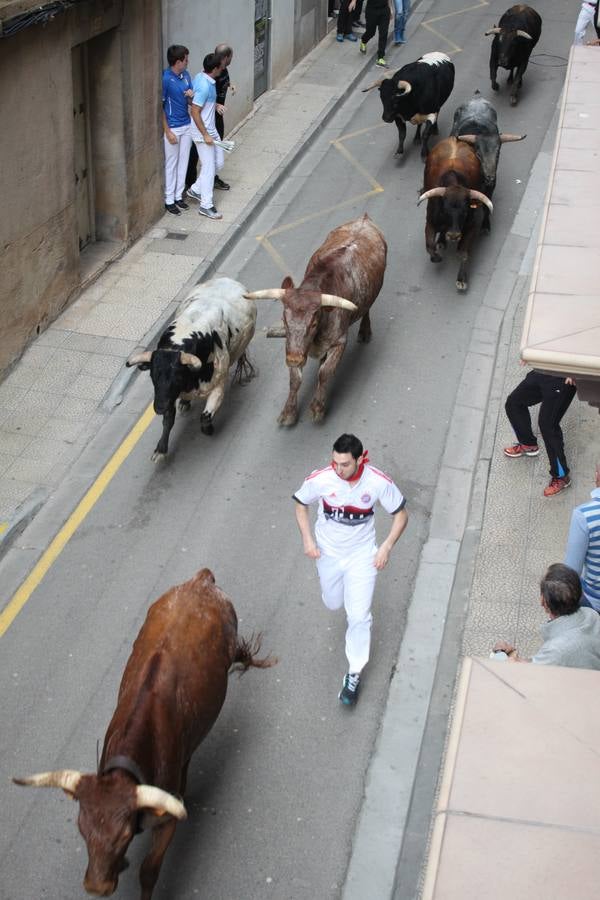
[165,232,189,241]
[530,53,568,67]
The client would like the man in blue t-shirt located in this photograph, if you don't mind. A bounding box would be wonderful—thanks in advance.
[186,53,227,220]
[162,45,194,215]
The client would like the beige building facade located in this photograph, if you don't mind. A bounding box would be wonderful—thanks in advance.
[0,0,163,375]
[0,0,328,377]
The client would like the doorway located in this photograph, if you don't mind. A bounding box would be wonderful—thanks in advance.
[72,43,94,253]
[253,0,270,100]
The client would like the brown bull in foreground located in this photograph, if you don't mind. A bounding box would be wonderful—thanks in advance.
[13,569,275,900]
[245,213,387,425]
[418,137,493,293]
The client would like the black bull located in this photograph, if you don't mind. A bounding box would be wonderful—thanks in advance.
[485,4,542,106]
[362,52,455,160]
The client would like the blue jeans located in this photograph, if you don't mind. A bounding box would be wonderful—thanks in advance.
[394,0,410,42]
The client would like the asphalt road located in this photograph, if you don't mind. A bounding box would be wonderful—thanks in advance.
[1,3,574,898]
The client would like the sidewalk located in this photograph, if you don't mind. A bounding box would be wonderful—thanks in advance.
[0,24,401,546]
[463,282,597,662]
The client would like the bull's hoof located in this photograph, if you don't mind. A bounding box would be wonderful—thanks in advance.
[430,253,442,263]
[278,412,298,427]
[357,331,372,344]
[178,399,191,415]
[200,421,214,436]
[151,450,167,463]
[456,280,468,293]
[394,149,404,158]
[491,82,499,91]
[509,94,518,107]
[309,403,325,423]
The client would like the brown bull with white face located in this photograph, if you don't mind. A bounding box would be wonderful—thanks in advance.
[13,569,275,900]
[245,213,387,425]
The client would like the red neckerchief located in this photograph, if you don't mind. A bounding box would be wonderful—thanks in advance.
[331,450,369,483]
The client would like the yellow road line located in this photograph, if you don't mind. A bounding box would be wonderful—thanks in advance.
[0,403,156,639]
[256,236,290,275]
[331,139,385,192]
[258,190,382,241]
[423,0,488,26]
[334,123,387,142]
[421,21,463,55]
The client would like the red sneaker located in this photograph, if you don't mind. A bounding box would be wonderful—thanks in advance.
[543,476,571,497]
[503,443,540,458]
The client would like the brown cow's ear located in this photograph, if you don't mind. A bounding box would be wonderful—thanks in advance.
[281,276,294,290]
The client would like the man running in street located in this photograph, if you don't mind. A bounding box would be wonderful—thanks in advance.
[293,434,408,707]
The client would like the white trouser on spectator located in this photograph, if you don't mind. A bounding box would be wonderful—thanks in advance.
[190,139,224,209]
[316,544,378,673]
[574,1,596,43]
[163,124,192,205]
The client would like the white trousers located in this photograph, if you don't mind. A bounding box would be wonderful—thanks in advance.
[316,545,378,674]
[190,139,224,209]
[575,1,596,43]
[163,124,192,205]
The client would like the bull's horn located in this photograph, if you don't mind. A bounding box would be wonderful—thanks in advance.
[500,133,526,143]
[136,785,187,820]
[396,80,412,95]
[457,134,477,144]
[13,770,83,795]
[516,30,533,39]
[126,350,152,367]
[484,26,501,35]
[179,352,202,369]
[468,190,494,213]
[361,78,384,92]
[417,187,447,205]
[243,290,287,301]
[320,294,358,312]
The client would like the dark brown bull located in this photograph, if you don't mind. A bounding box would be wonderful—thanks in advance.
[418,137,493,293]
[244,213,387,425]
[13,569,275,900]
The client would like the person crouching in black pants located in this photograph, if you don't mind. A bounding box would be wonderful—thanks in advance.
[503,369,577,497]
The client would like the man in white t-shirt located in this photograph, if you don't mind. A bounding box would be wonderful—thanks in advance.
[187,52,226,220]
[293,433,408,706]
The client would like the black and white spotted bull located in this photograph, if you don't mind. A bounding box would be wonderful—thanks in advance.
[127,278,256,461]
[485,5,542,106]
[362,51,455,160]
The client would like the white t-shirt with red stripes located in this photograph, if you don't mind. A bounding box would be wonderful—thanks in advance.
[294,464,405,557]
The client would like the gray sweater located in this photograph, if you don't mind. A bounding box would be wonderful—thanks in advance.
[532,607,600,669]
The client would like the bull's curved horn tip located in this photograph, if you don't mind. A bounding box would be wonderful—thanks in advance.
[243,289,286,301]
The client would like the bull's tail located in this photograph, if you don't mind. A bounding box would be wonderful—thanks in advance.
[230,632,277,675]
[233,352,257,385]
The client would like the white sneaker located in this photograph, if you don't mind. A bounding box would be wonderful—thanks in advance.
[198,206,223,220]
[186,186,202,201]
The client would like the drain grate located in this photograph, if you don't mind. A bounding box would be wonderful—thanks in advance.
[165,232,189,241]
